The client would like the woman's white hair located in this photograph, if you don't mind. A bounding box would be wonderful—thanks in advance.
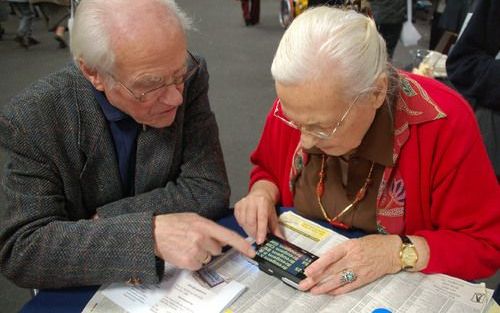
[271,7,387,99]
[69,0,192,72]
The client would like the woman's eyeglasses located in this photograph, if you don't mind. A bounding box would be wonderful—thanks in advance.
[273,91,368,140]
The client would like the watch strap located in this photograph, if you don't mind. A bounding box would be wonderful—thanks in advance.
[400,235,412,245]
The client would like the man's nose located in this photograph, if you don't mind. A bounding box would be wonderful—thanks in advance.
[158,84,183,107]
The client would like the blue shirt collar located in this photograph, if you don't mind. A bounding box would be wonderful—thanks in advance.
[92,87,130,122]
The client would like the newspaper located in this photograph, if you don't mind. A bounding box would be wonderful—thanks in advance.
[223,211,493,313]
[83,211,493,313]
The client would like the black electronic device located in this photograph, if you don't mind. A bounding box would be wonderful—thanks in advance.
[253,234,318,289]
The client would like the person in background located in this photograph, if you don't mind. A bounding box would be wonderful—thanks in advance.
[31,0,70,48]
[0,0,8,39]
[368,0,406,59]
[240,0,259,26]
[429,0,446,50]
[308,0,344,6]
[438,0,473,35]
[446,0,500,181]
[235,7,500,295]
[8,0,39,48]
[0,0,254,289]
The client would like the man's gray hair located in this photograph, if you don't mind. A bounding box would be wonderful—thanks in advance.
[70,0,192,72]
[271,7,388,99]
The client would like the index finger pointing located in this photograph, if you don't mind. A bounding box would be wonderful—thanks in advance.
[203,220,256,258]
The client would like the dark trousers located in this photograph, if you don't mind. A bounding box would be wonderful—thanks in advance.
[10,2,34,38]
[241,0,260,25]
[377,23,403,59]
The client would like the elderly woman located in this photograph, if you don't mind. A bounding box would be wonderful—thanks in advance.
[235,7,500,295]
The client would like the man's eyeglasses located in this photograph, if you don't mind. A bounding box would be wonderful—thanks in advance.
[107,50,201,103]
[273,91,368,140]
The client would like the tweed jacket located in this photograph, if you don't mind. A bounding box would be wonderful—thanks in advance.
[0,58,230,288]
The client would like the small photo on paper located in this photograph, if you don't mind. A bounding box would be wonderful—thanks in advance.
[193,268,225,288]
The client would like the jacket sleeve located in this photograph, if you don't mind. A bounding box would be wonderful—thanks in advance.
[248,100,300,206]
[249,103,281,189]
[411,95,500,279]
[95,57,230,220]
[446,0,500,110]
[0,111,159,288]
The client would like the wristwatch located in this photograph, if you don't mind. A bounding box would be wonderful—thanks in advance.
[399,235,418,271]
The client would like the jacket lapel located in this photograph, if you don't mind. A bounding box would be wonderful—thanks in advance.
[73,71,124,208]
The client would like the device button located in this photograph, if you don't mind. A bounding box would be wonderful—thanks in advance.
[281,277,299,289]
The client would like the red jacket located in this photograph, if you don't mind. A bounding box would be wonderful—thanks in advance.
[249,72,500,280]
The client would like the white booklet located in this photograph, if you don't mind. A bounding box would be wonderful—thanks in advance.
[82,264,246,313]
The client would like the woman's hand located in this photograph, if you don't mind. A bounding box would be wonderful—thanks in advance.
[299,234,403,295]
[234,180,283,244]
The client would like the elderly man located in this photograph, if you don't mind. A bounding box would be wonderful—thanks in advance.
[0,0,254,289]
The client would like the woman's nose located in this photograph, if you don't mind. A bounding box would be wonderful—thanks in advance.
[300,132,319,149]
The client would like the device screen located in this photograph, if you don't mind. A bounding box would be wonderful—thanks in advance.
[254,235,317,280]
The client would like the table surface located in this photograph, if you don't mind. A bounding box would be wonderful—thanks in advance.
[19,209,498,312]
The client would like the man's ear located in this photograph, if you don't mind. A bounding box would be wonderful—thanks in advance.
[78,59,106,91]
[370,72,388,110]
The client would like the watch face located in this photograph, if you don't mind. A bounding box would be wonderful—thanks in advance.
[402,246,418,267]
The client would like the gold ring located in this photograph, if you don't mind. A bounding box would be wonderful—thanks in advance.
[202,254,211,264]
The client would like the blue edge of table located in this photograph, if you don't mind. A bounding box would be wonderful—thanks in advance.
[19,207,499,312]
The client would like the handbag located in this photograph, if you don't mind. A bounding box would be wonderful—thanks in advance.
[401,0,421,47]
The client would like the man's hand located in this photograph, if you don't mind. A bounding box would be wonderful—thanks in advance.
[153,213,255,271]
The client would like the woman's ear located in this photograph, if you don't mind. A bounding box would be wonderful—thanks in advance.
[370,72,388,110]
[78,59,106,91]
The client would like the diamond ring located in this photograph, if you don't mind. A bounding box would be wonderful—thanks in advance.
[340,269,357,284]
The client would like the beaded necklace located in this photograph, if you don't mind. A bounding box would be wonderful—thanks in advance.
[315,154,375,229]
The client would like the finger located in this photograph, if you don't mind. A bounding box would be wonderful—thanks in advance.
[305,246,346,277]
[202,220,256,258]
[299,249,346,291]
[198,253,212,265]
[203,237,223,256]
[235,201,252,238]
[308,269,346,295]
[267,210,283,239]
[328,276,363,296]
[234,201,243,225]
[244,203,257,239]
[256,205,269,244]
[299,265,332,291]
